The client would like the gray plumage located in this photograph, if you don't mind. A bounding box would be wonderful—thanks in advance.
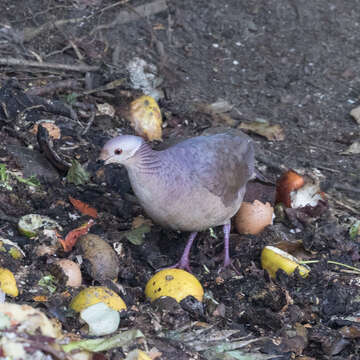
[100,131,255,270]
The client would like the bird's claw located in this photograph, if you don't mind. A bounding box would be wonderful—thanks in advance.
[167,261,192,273]
[217,258,241,276]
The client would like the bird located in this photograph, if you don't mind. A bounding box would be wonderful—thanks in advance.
[99,131,255,271]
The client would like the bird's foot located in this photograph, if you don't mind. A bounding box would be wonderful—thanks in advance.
[165,260,192,273]
[217,257,241,276]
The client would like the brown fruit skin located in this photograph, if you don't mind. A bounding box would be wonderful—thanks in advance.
[235,200,273,235]
[275,170,304,207]
[77,234,119,282]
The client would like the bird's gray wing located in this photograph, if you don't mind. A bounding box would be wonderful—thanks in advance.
[178,133,254,207]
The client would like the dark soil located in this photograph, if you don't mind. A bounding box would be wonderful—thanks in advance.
[0,1,359,359]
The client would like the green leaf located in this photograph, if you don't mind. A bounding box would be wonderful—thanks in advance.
[350,221,360,240]
[209,227,217,239]
[66,92,79,105]
[66,159,90,185]
[38,275,57,294]
[14,174,40,187]
[122,224,151,245]
[0,164,12,190]
[62,329,144,353]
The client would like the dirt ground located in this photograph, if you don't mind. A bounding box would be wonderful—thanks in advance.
[0,0,359,359]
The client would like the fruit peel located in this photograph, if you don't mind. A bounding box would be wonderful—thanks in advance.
[0,268,19,297]
[261,246,310,279]
[129,95,162,141]
[70,286,127,312]
[145,269,204,303]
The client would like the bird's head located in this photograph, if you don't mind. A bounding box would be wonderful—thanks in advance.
[99,135,145,165]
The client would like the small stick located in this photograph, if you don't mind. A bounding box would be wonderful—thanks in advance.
[26,79,81,96]
[82,106,96,135]
[0,57,99,72]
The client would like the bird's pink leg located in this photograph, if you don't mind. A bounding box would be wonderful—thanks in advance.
[223,222,231,267]
[169,232,197,272]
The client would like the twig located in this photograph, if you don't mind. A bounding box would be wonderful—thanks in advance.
[82,106,96,135]
[69,40,84,61]
[23,17,88,42]
[301,259,360,275]
[0,209,18,224]
[81,78,125,95]
[334,183,360,194]
[0,57,99,72]
[331,198,359,215]
[26,79,81,96]
[90,0,168,35]
[315,164,341,173]
[256,154,287,173]
[99,0,130,14]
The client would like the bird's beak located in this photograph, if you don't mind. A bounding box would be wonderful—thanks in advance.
[98,149,112,165]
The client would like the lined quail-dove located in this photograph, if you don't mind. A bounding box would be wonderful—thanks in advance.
[99,131,255,271]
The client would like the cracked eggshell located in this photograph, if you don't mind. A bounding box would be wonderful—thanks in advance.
[235,200,274,235]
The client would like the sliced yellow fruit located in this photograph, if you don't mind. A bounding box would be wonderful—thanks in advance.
[0,267,19,297]
[129,95,162,141]
[261,246,310,279]
[145,269,204,303]
[70,286,127,312]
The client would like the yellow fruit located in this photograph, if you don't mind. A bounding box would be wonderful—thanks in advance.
[0,267,19,297]
[70,286,127,312]
[145,269,204,303]
[261,246,310,279]
[126,349,152,360]
[129,95,162,141]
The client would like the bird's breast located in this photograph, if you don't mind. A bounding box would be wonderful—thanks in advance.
[128,167,244,231]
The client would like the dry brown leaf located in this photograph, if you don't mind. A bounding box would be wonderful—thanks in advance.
[238,121,285,141]
[69,196,98,218]
[341,141,360,155]
[132,215,153,229]
[31,122,61,140]
[196,100,236,126]
[350,106,360,125]
[58,219,94,252]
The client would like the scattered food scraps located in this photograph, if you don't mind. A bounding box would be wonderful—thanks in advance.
[129,95,163,141]
[0,268,19,297]
[238,120,285,141]
[69,196,98,218]
[235,200,274,235]
[261,246,310,279]
[57,219,94,252]
[70,286,127,312]
[145,269,204,303]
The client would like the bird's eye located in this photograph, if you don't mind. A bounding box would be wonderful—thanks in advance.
[114,149,122,155]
